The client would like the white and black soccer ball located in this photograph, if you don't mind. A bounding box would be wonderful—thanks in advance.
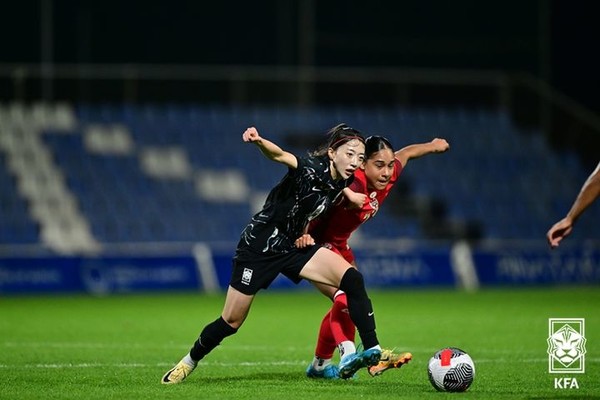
[427,347,475,392]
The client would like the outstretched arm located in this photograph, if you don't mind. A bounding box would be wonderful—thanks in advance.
[242,127,298,169]
[546,162,600,248]
[394,138,450,168]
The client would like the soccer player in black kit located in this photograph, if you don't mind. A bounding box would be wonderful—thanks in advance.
[162,124,383,383]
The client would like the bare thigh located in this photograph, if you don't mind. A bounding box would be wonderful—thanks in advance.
[300,247,352,288]
[221,286,255,329]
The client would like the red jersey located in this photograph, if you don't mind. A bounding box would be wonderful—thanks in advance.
[309,158,403,259]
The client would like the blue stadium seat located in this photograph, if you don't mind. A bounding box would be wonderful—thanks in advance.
[1,104,596,247]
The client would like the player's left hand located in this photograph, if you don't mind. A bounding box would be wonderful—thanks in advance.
[295,234,315,248]
[345,191,367,209]
[431,138,450,152]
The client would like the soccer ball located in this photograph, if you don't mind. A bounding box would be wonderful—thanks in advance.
[427,347,475,392]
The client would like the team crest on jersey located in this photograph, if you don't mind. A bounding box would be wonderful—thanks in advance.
[369,192,379,216]
[242,268,253,285]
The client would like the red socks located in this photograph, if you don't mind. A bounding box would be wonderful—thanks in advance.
[330,293,356,344]
[314,293,356,359]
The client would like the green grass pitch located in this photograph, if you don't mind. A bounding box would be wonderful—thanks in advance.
[1,287,598,399]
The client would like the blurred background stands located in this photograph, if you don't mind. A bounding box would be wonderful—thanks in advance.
[1,101,597,254]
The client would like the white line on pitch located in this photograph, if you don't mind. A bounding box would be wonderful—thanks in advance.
[1,358,598,369]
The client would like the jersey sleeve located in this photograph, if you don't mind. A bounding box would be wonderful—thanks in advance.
[295,154,328,174]
[291,153,307,174]
[393,158,403,180]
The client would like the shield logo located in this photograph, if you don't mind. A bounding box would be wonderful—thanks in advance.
[547,318,586,373]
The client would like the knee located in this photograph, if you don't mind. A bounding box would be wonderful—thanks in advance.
[339,268,366,295]
[222,315,244,330]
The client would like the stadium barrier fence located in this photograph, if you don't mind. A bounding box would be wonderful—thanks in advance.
[1,240,598,294]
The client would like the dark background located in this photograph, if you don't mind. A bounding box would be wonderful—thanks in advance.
[1,0,599,115]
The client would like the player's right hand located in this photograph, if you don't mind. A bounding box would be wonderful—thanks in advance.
[242,127,261,143]
[546,218,573,249]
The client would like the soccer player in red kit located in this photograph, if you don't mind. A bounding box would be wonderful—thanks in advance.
[297,135,450,379]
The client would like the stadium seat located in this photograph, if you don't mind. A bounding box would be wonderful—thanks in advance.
[1,103,597,251]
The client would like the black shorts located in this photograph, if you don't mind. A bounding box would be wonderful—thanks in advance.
[230,245,322,295]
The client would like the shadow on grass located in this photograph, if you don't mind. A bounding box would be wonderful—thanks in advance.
[190,371,353,384]
[186,371,414,388]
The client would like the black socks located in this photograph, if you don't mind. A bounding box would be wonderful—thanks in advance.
[188,269,377,362]
[339,268,378,349]
[190,317,238,361]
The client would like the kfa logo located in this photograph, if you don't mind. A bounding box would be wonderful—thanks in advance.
[547,318,586,390]
[547,318,586,373]
[242,268,253,286]
[554,377,579,389]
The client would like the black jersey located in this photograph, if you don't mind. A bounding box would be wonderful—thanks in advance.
[238,154,352,254]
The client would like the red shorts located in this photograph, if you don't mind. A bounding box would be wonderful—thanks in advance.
[323,242,355,265]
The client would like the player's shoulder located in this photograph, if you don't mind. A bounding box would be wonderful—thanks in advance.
[349,168,368,192]
[298,154,328,169]
[393,158,403,178]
